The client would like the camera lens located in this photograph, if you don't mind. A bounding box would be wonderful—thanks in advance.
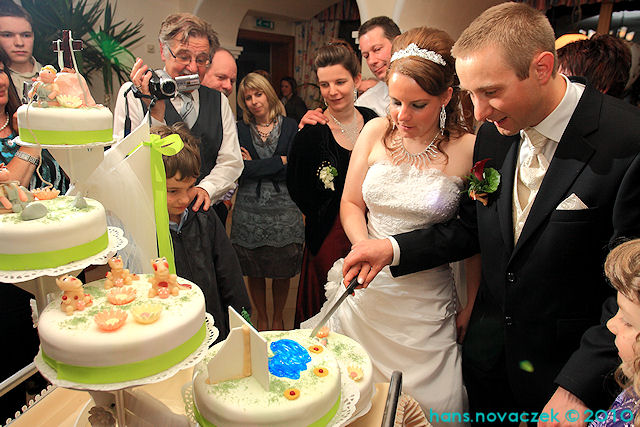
[161,80,176,97]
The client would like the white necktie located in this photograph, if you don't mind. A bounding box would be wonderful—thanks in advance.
[178,92,197,128]
[517,127,549,209]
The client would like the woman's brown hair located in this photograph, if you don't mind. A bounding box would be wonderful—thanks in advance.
[383,27,474,156]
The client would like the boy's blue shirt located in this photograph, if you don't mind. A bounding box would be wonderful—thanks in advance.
[169,209,189,232]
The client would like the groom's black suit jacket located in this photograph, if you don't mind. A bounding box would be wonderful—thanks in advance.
[392,84,640,409]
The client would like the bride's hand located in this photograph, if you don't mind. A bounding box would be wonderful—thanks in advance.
[343,239,393,287]
[456,306,473,343]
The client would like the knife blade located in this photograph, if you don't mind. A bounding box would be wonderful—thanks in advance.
[309,277,359,338]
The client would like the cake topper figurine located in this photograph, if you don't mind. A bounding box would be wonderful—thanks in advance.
[28,65,60,107]
[148,257,187,298]
[56,274,93,315]
[104,255,136,289]
[25,30,98,108]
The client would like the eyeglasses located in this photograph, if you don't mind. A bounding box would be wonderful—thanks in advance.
[165,44,210,68]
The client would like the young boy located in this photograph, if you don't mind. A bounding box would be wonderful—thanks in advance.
[154,123,250,342]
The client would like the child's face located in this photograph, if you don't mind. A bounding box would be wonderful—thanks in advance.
[166,173,196,221]
[607,291,640,377]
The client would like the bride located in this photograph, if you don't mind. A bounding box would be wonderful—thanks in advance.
[303,27,480,420]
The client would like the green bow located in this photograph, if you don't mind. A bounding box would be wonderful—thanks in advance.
[144,133,184,274]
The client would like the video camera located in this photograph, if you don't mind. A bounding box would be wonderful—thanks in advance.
[147,70,200,99]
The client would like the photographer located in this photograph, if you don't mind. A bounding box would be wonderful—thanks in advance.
[113,13,242,220]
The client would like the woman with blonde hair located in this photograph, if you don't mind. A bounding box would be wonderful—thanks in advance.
[230,72,304,331]
[305,27,480,420]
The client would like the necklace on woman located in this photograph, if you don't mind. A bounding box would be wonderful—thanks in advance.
[328,109,360,145]
[255,118,275,139]
[0,114,9,133]
[390,131,440,168]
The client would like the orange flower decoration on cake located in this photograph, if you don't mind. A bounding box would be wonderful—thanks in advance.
[313,367,329,377]
[32,188,60,200]
[94,309,127,331]
[347,365,363,381]
[308,345,324,354]
[284,388,300,400]
[107,287,136,305]
[315,326,330,338]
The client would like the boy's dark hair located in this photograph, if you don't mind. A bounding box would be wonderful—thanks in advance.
[358,16,400,41]
[0,1,33,25]
[151,122,201,180]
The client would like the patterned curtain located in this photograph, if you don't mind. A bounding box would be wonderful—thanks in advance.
[516,0,625,11]
[294,19,339,109]
[293,0,359,109]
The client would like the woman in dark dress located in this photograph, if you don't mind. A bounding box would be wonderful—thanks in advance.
[287,41,376,327]
[231,72,304,331]
[279,76,307,124]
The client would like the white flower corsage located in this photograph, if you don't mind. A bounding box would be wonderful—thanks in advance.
[317,161,338,191]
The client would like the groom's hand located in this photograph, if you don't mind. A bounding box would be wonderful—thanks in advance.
[343,239,393,288]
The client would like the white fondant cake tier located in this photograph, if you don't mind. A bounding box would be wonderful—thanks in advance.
[193,330,343,427]
[37,276,206,384]
[309,329,375,417]
[0,196,108,270]
[17,104,113,145]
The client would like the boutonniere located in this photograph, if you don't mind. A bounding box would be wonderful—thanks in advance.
[467,159,500,206]
[317,161,338,191]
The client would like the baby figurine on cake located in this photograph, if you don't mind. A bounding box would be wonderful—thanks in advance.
[28,64,98,108]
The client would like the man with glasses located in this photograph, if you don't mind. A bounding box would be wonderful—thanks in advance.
[0,2,39,99]
[113,13,242,223]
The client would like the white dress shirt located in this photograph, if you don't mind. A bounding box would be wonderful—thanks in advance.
[112,81,243,203]
[355,81,388,117]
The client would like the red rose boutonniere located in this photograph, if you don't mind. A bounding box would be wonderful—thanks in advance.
[467,159,500,206]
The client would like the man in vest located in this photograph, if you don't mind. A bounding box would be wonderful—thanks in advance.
[113,13,242,223]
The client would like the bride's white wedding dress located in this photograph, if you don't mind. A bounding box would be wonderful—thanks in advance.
[302,162,468,424]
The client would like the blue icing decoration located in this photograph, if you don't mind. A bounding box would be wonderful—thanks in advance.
[268,339,311,379]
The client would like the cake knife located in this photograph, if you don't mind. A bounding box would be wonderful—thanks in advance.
[309,278,359,338]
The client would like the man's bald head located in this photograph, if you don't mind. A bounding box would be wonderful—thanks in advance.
[202,48,237,97]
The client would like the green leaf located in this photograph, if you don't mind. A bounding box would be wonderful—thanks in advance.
[22,0,143,97]
[481,167,500,193]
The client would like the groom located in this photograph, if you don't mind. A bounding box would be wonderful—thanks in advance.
[344,2,640,418]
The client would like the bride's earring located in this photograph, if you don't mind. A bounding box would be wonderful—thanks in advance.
[439,105,446,134]
[353,87,358,102]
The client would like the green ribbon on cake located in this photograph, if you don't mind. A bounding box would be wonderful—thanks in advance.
[192,393,341,427]
[144,133,183,274]
[0,231,109,270]
[19,128,113,145]
[41,322,206,384]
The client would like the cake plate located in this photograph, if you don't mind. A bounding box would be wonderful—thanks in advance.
[14,136,116,190]
[0,226,127,315]
[35,313,218,426]
[182,362,359,427]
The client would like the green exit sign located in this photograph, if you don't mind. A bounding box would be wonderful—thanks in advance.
[256,18,274,30]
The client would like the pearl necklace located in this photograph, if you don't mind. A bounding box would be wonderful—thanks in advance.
[328,110,360,145]
[0,114,9,133]
[390,131,440,168]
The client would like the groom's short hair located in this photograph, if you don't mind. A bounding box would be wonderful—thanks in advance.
[358,16,401,42]
[452,2,557,80]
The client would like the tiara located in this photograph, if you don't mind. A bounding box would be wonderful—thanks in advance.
[390,43,446,66]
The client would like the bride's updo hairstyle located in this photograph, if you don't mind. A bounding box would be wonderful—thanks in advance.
[384,27,473,145]
[313,39,361,80]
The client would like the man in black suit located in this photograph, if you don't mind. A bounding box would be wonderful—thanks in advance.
[343,2,640,420]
